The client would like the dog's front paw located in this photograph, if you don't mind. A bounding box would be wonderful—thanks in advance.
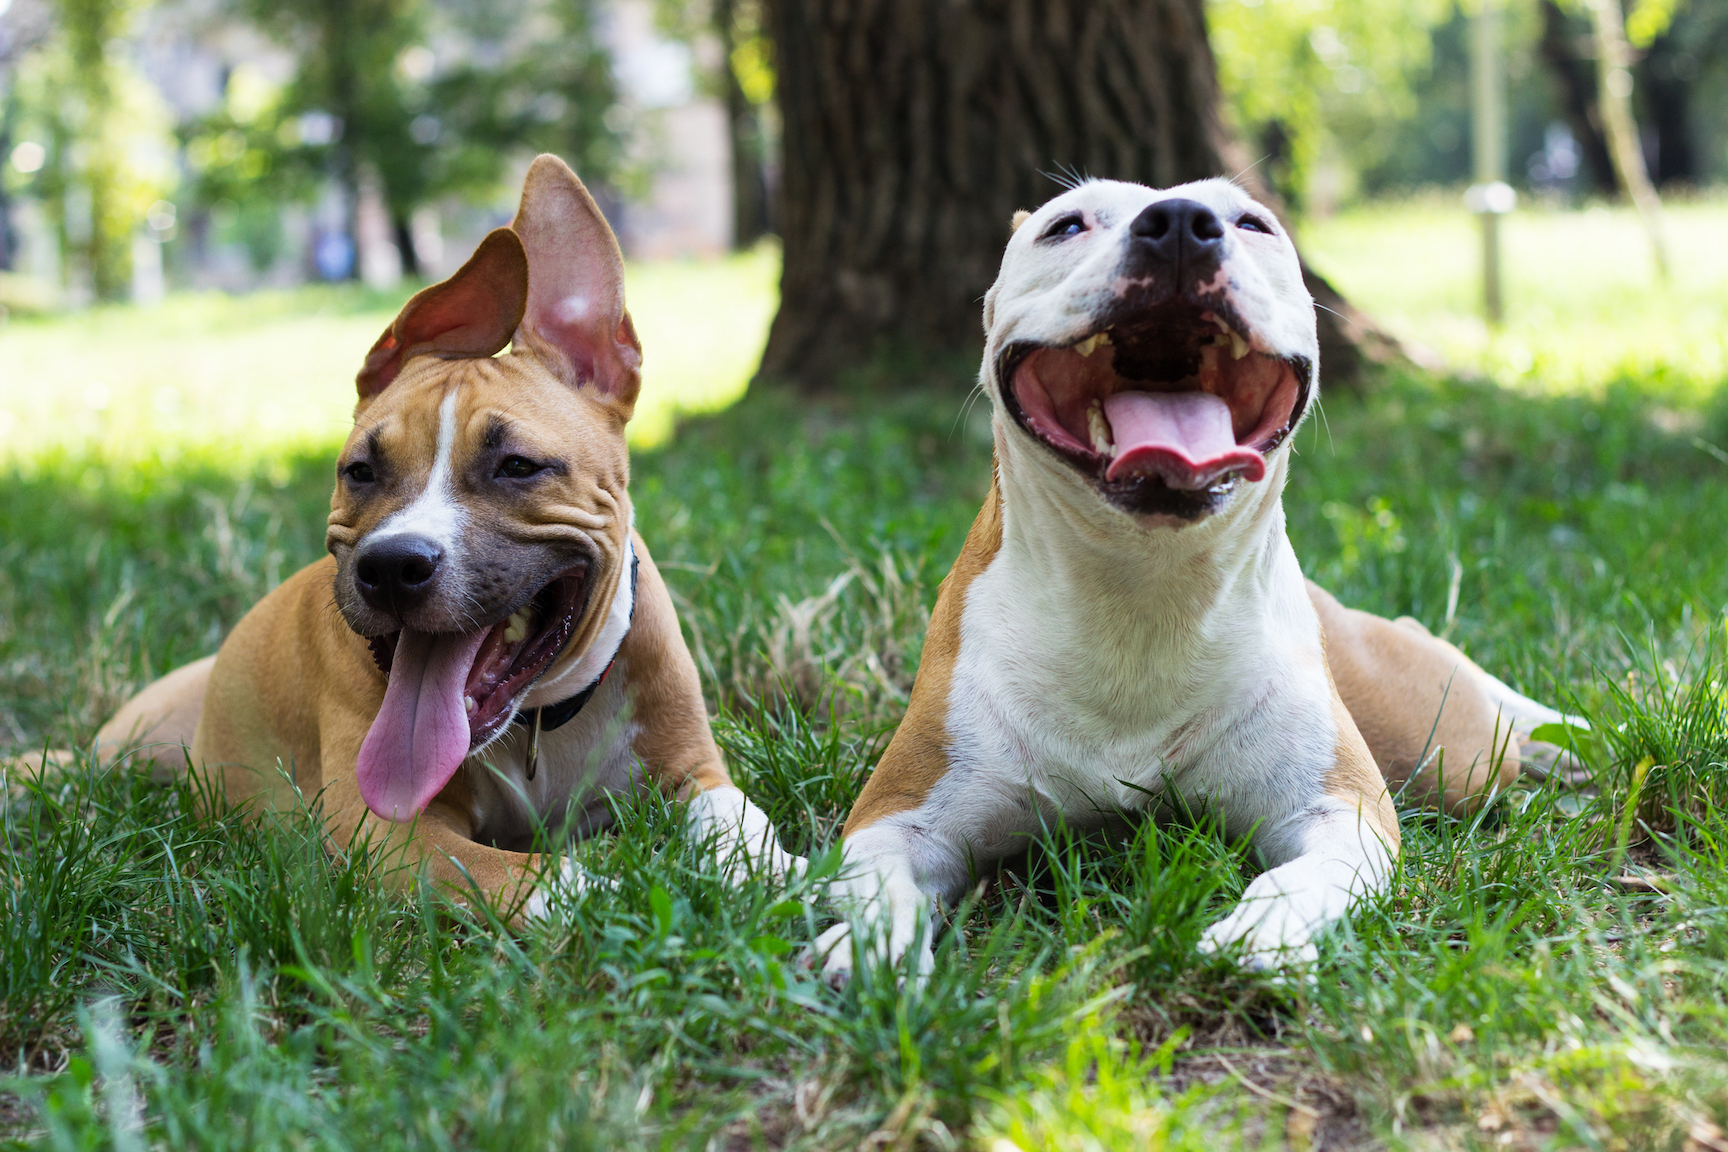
[686,785,805,884]
[1197,907,1320,970]
[521,855,601,922]
[805,906,932,989]
[811,921,858,990]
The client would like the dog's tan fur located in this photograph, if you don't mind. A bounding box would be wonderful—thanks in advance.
[844,476,1004,835]
[1309,582,1521,809]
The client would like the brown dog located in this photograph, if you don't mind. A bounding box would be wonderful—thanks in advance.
[97,155,801,912]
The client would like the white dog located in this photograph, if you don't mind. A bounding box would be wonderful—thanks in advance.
[815,178,1569,978]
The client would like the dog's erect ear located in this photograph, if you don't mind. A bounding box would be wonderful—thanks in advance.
[356,229,529,400]
[1010,209,1031,233]
[510,153,642,410]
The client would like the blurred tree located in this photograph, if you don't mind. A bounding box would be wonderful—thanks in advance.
[655,0,774,249]
[428,0,621,212]
[228,0,618,279]
[237,0,424,278]
[1537,0,1721,194]
[1209,0,1451,210]
[710,0,772,247]
[0,0,53,272]
[13,0,173,298]
[760,0,1399,392]
[1539,0,1621,193]
[1589,0,1670,277]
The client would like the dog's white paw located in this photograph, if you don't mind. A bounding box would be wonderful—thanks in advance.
[521,855,603,922]
[808,898,931,988]
[812,921,859,989]
[1197,905,1320,970]
[686,786,806,884]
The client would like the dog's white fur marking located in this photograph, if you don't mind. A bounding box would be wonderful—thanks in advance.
[686,786,804,882]
[373,389,467,556]
[814,822,933,979]
[1197,805,1392,966]
[820,178,1395,982]
[524,539,636,710]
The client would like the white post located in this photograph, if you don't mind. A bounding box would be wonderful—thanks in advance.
[1467,0,1514,325]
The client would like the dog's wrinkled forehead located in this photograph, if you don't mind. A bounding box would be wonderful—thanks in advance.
[983,178,1315,366]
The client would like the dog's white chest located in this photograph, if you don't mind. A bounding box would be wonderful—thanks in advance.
[460,672,643,850]
[938,533,1338,830]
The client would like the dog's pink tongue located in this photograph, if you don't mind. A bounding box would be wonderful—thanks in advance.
[357,628,487,822]
[1103,391,1266,489]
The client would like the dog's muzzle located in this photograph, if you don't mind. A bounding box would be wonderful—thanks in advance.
[997,286,1311,522]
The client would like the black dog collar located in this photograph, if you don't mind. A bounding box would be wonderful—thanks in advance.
[514,543,639,738]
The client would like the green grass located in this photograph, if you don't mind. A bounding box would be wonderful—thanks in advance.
[1302,191,1728,401]
[4,216,1728,1147]
[0,244,777,467]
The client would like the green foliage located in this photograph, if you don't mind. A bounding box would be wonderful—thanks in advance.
[10,0,174,298]
[423,0,622,200]
[187,0,621,271]
[1208,0,1453,208]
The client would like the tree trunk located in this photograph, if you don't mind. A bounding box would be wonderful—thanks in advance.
[1589,0,1669,279]
[1636,24,1696,185]
[392,212,421,279]
[715,0,770,249]
[1538,0,1619,195]
[761,0,1386,392]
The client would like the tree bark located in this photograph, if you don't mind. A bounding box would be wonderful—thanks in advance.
[761,0,1389,392]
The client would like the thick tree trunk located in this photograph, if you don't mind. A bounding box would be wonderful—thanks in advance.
[762,0,1230,389]
[761,0,1388,392]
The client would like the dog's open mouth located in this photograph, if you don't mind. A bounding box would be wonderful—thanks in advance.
[355,562,590,821]
[1001,301,1310,513]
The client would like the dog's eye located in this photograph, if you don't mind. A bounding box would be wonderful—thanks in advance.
[1236,214,1274,234]
[1043,214,1086,240]
[343,461,376,484]
[495,455,542,479]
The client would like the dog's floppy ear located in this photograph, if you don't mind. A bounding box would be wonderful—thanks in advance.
[355,229,529,400]
[510,153,642,411]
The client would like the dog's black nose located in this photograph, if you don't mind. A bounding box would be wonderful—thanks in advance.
[1128,199,1225,268]
[354,534,443,613]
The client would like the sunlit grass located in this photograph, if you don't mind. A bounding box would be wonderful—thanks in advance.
[1302,191,1728,398]
[0,244,777,468]
[6,202,1728,1147]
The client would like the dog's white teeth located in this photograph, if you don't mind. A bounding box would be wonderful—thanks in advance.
[1087,401,1114,455]
[464,695,476,715]
[1229,330,1250,360]
[1074,334,1101,357]
[503,609,532,644]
